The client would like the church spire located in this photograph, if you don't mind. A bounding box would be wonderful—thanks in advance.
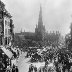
[39,5,42,21]
[35,5,45,41]
[38,5,43,28]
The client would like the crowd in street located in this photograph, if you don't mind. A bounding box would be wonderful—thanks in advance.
[1,43,72,72]
[28,64,37,72]
[0,45,23,72]
[26,45,72,72]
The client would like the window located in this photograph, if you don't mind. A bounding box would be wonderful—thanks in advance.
[8,22,10,26]
[5,20,7,26]
[0,25,2,33]
[0,14,2,19]
[5,29,7,36]
[8,29,10,35]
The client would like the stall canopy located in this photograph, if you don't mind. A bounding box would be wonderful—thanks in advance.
[1,47,13,59]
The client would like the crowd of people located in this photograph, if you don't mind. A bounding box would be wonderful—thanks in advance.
[28,64,37,72]
[26,45,72,72]
[0,45,23,72]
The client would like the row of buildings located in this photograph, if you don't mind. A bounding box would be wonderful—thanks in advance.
[0,1,19,72]
[0,0,14,46]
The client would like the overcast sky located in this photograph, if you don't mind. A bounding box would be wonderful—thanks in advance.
[2,0,72,36]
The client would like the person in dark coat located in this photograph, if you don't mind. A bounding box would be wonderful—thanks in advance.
[12,64,15,72]
[34,65,37,72]
[29,64,34,72]
[0,62,3,72]
[15,66,19,72]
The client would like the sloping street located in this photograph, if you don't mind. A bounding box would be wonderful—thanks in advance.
[18,52,30,72]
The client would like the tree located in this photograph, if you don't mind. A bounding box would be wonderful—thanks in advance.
[65,23,72,51]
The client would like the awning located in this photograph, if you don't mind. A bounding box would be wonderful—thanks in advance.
[1,47,13,59]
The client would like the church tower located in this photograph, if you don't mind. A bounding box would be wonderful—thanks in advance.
[38,6,43,30]
[35,5,45,41]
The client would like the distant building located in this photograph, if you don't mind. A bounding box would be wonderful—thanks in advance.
[0,0,14,46]
[35,6,45,41]
[15,6,45,42]
[15,6,60,47]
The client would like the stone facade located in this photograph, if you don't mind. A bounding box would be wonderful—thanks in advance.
[0,0,14,46]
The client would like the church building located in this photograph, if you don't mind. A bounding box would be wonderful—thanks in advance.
[35,6,45,41]
[15,6,45,42]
